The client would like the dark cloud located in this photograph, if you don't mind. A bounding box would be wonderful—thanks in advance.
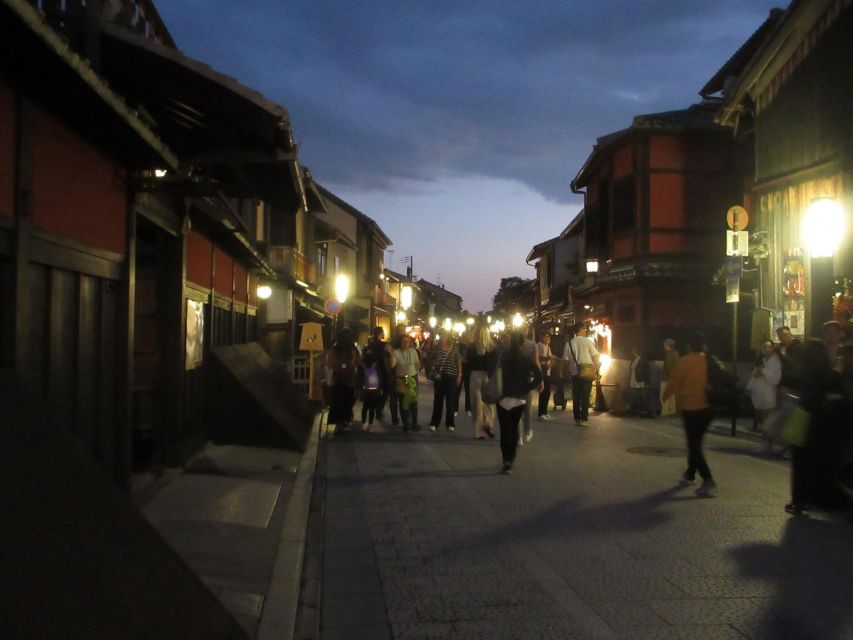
[157,0,780,202]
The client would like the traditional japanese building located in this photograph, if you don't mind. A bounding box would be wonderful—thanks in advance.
[1,0,313,486]
[711,0,853,336]
[570,101,741,385]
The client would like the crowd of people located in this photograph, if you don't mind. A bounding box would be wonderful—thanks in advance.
[323,319,853,511]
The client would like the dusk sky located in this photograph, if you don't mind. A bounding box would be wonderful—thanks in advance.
[157,1,781,312]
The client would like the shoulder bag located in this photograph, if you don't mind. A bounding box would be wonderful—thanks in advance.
[429,346,452,383]
[482,354,503,404]
[571,340,597,380]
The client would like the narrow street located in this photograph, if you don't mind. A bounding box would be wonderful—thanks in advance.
[314,385,853,640]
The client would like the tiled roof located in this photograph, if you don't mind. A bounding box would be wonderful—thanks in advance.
[700,8,786,98]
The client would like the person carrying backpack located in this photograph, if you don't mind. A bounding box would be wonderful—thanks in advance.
[358,358,384,432]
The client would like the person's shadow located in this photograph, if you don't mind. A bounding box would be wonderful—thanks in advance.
[730,515,853,639]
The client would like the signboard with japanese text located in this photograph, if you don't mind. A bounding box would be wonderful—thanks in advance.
[299,322,324,351]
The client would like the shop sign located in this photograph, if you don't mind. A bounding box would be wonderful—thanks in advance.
[299,322,324,351]
[725,257,741,303]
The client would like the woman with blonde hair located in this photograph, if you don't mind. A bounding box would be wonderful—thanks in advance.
[466,325,499,439]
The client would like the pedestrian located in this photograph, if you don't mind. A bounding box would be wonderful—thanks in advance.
[746,340,782,455]
[494,330,543,474]
[537,332,556,421]
[326,327,359,434]
[660,338,680,417]
[357,355,383,433]
[550,331,568,411]
[427,329,461,432]
[391,333,421,432]
[838,344,853,504]
[455,330,472,417]
[628,345,652,417]
[822,320,847,372]
[388,323,408,425]
[361,326,393,426]
[564,322,599,426]
[466,325,498,439]
[786,338,846,514]
[518,329,541,444]
[662,331,717,497]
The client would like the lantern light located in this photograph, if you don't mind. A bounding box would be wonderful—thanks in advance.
[256,285,272,300]
[334,274,350,303]
[401,285,413,310]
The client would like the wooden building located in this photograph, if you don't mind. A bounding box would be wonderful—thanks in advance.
[1,0,311,486]
[526,212,585,334]
[570,102,741,381]
[711,0,853,336]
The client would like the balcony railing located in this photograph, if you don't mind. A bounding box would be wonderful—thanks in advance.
[373,289,396,311]
[268,246,316,285]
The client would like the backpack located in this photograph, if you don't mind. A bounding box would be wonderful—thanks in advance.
[363,364,381,392]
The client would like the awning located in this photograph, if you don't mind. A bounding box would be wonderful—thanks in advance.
[98,25,303,210]
[0,0,176,169]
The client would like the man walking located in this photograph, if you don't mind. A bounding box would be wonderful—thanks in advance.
[663,331,717,497]
[564,322,599,425]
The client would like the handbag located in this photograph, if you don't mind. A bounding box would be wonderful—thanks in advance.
[570,340,597,380]
[430,345,453,383]
[394,377,408,395]
[482,355,502,404]
[779,405,810,447]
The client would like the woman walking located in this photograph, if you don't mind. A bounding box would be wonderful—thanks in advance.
[660,338,680,417]
[663,332,717,497]
[466,325,499,439]
[786,339,846,514]
[326,327,359,434]
[392,334,421,432]
[495,331,543,474]
[428,329,461,432]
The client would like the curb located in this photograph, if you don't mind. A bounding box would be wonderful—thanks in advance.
[256,410,325,640]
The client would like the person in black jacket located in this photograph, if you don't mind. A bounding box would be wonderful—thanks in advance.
[494,330,543,474]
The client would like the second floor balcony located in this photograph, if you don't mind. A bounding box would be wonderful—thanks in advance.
[268,246,316,286]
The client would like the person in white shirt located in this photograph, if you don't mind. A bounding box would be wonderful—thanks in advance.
[537,332,556,421]
[563,322,599,425]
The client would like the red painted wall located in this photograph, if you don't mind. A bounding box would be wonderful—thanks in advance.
[649,174,685,227]
[234,263,248,304]
[0,81,14,218]
[649,135,684,169]
[613,145,634,179]
[30,104,126,254]
[214,247,233,297]
[186,230,212,289]
[611,235,635,259]
[248,273,258,307]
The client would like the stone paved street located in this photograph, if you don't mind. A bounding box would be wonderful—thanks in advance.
[317,388,853,640]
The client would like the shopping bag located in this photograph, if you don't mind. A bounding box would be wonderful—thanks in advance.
[779,405,810,447]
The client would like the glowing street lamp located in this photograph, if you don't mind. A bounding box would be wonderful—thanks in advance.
[804,198,846,328]
[512,312,524,328]
[334,274,350,304]
[256,285,272,300]
[586,259,599,273]
[400,284,413,311]
[453,322,465,335]
[443,317,453,332]
[429,316,437,329]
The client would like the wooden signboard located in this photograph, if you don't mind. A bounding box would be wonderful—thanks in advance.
[300,322,324,401]
[299,322,324,351]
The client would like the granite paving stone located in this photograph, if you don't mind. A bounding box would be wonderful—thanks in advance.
[316,392,853,640]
